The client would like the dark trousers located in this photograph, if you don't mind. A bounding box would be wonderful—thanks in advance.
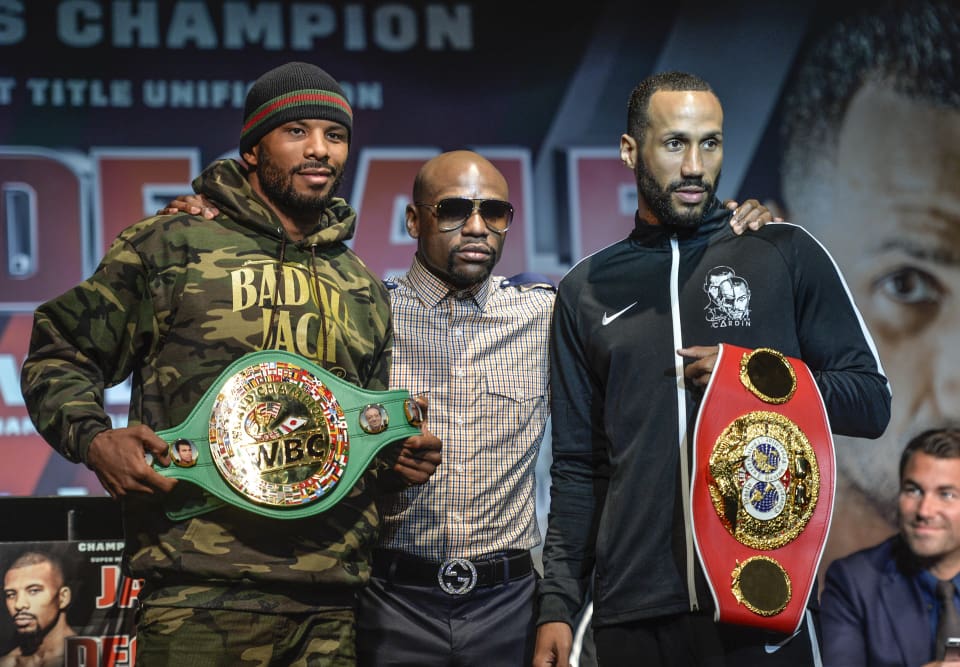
[356,572,537,667]
[594,608,822,667]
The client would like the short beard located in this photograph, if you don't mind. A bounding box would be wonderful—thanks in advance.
[445,248,497,289]
[256,144,343,220]
[418,243,498,290]
[636,161,719,228]
[14,618,54,655]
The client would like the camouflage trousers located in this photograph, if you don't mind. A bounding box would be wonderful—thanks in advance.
[134,605,356,666]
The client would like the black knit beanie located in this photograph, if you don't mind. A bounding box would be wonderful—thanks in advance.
[239,61,353,154]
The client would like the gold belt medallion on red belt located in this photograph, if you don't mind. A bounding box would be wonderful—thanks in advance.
[707,409,820,551]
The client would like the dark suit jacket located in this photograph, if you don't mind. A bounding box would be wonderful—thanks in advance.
[820,535,933,666]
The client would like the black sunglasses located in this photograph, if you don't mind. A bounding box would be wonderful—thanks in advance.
[414,197,514,233]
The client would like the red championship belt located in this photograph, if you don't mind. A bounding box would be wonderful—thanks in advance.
[690,343,835,635]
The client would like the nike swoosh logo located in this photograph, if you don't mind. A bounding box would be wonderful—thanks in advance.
[601,301,637,326]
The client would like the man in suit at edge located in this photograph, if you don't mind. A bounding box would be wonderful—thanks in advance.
[821,428,960,666]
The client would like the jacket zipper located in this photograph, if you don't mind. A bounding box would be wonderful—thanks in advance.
[670,234,699,611]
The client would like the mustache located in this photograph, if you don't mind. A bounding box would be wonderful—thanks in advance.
[452,242,494,255]
[668,177,710,191]
[292,160,338,176]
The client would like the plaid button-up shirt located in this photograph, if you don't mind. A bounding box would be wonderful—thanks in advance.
[378,258,554,560]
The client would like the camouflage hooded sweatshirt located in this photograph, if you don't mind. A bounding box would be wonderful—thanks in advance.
[21,158,393,612]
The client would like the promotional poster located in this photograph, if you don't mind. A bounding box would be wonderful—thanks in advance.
[0,540,139,667]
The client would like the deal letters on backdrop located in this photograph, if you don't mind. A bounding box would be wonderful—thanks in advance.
[691,344,834,635]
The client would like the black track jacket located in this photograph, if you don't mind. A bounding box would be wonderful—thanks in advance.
[538,200,891,629]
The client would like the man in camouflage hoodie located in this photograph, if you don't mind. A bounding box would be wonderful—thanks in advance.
[19,61,441,666]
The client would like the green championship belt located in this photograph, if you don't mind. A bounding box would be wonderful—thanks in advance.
[150,350,423,521]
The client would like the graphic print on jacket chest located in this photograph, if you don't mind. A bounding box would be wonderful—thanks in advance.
[703,265,751,328]
[229,260,351,360]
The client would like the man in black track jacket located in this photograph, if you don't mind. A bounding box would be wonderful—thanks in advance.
[533,71,891,667]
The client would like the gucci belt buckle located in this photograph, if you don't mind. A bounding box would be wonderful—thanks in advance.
[437,558,478,595]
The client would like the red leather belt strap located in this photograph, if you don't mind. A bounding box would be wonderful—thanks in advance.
[691,343,835,635]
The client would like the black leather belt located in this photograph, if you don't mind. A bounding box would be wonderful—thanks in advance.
[372,549,533,595]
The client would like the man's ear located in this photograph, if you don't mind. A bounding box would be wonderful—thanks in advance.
[620,134,637,170]
[58,585,71,610]
[405,204,420,239]
[242,146,258,168]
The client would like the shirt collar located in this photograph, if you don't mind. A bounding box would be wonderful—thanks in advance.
[918,568,960,596]
[407,256,492,310]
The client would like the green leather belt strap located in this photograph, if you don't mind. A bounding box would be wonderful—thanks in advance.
[152,349,422,520]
